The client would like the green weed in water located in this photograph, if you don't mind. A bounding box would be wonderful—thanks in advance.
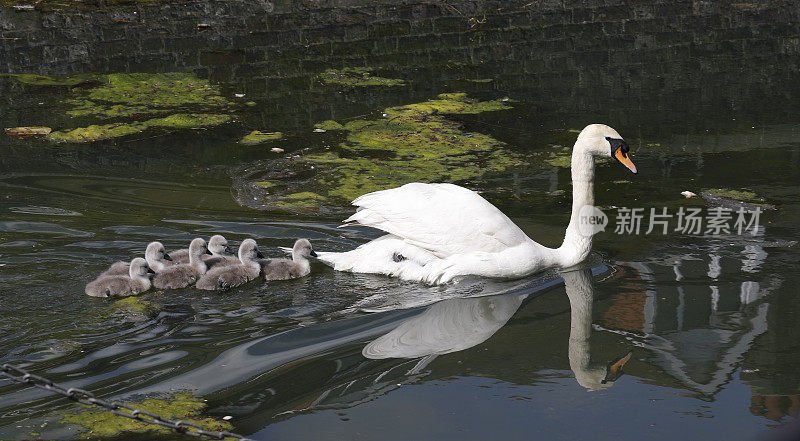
[61,391,231,438]
[246,92,520,210]
[319,67,405,87]
[47,114,231,142]
[11,72,235,142]
[240,131,283,145]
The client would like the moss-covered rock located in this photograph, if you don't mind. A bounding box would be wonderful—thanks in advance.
[319,67,405,87]
[240,131,283,145]
[61,391,232,438]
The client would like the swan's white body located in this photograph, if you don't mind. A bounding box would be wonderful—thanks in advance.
[318,124,634,284]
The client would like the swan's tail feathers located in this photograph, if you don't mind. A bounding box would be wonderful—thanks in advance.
[342,206,389,230]
[313,235,453,283]
[314,251,340,268]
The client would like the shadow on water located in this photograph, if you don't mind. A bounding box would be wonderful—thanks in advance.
[0,0,799,439]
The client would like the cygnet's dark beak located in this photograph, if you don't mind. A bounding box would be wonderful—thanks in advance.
[310,250,318,257]
[607,137,637,174]
[146,267,156,274]
[224,245,234,254]
[601,351,632,384]
[205,247,213,255]
[163,253,173,261]
[256,249,265,259]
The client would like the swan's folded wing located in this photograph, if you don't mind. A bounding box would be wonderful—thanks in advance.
[344,183,528,257]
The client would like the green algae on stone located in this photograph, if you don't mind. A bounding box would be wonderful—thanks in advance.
[61,391,231,438]
[243,93,520,210]
[40,72,235,142]
[314,120,345,131]
[308,150,518,200]
[111,297,161,319]
[47,113,231,143]
[282,191,326,200]
[319,67,406,87]
[66,102,172,119]
[152,113,231,128]
[538,143,611,168]
[542,145,573,167]
[701,188,775,210]
[274,192,329,211]
[255,180,277,188]
[704,188,758,201]
[1,73,96,87]
[241,131,283,145]
[383,92,512,117]
[47,122,148,142]
[77,73,231,109]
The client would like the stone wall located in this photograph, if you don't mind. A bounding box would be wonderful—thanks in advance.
[1,0,799,126]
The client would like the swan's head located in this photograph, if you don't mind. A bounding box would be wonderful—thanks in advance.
[145,241,171,262]
[189,238,212,258]
[129,257,155,278]
[577,124,637,174]
[574,351,633,391]
[238,238,265,262]
[208,234,234,255]
[293,239,317,260]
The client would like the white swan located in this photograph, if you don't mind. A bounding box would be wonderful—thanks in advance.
[563,268,632,390]
[362,293,526,359]
[362,267,632,390]
[317,124,638,284]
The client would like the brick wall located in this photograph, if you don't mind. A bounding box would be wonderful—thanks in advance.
[1,0,799,125]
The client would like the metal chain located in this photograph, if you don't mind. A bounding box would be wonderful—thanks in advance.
[0,363,255,441]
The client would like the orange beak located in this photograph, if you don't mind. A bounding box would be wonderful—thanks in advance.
[614,148,638,174]
[602,351,633,384]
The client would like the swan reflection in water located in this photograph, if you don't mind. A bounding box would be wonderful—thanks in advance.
[363,266,631,390]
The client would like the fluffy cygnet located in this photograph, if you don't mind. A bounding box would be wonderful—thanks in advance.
[152,238,211,290]
[85,258,154,297]
[260,239,316,281]
[195,239,264,290]
[100,241,172,277]
[168,234,232,264]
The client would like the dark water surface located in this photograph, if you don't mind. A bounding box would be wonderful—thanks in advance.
[1,5,800,440]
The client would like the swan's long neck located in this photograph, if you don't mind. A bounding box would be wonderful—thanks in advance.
[189,250,208,274]
[129,266,152,289]
[564,268,601,389]
[554,143,596,268]
[292,251,311,273]
[146,255,166,271]
[240,248,261,270]
[136,273,152,289]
